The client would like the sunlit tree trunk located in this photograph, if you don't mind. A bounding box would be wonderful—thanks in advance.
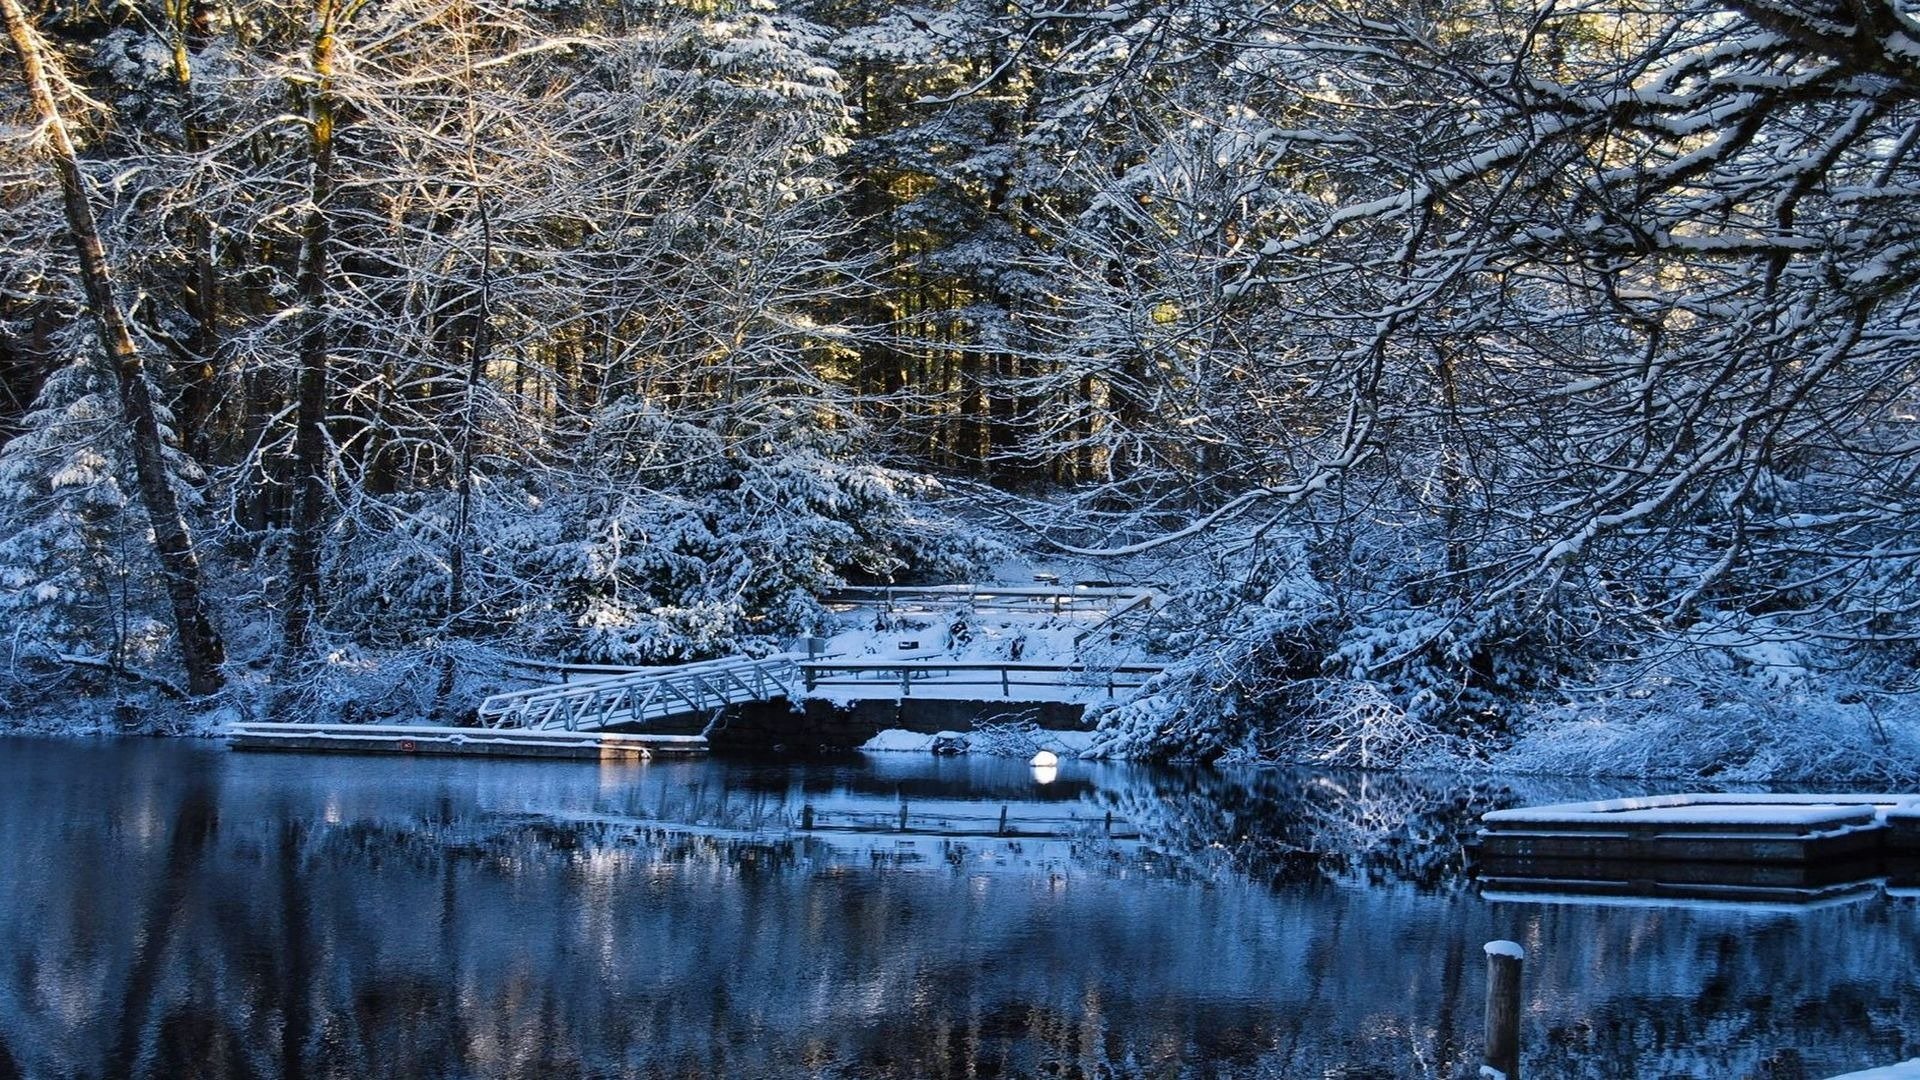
[2,0,226,695]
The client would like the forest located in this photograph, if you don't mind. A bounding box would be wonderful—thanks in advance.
[4,0,1920,779]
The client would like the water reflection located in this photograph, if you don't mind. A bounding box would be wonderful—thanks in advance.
[0,739,1913,1078]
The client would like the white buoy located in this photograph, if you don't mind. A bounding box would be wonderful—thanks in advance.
[1029,750,1059,767]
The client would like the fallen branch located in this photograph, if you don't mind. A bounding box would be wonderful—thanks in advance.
[55,654,189,700]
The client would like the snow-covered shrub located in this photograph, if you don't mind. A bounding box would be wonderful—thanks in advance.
[1497,677,1920,786]
[1085,512,1591,763]
[945,604,976,649]
[487,408,997,664]
[1213,679,1463,770]
[965,716,1046,757]
[306,405,999,666]
[1085,537,1340,761]
[315,490,474,646]
[268,641,457,725]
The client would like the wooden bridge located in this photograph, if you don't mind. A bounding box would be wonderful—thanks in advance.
[231,584,1163,758]
[468,583,1165,734]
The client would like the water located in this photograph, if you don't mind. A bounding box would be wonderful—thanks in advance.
[0,738,1912,1079]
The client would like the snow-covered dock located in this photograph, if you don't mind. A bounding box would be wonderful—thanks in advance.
[1472,793,1920,903]
[1820,1053,1920,1068]
[227,721,708,760]
[1825,1062,1920,1079]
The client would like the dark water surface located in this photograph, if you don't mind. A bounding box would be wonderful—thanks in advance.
[0,738,1913,1079]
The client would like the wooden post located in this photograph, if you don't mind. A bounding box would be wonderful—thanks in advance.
[1484,940,1525,1080]
[1001,667,1010,696]
[998,804,1009,835]
[900,668,911,697]
[801,804,814,831]
[898,803,909,832]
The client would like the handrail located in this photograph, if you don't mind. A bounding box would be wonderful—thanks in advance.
[820,585,1156,616]
[823,585,1149,600]
[480,653,803,706]
[477,654,804,732]
[800,660,1165,673]
[799,659,1163,699]
[1070,588,1161,646]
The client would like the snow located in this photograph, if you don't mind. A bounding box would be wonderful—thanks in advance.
[1483,940,1526,960]
[1486,803,1879,829]
[1825,1061,1920,1080]
[1480,887,1883,913]
[861,729,943,752]
[1484,794,1903,829]
[859,727,1100,758]
[805,584,1161,710]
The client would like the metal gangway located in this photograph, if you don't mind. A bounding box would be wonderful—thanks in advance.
[476,653,804,732]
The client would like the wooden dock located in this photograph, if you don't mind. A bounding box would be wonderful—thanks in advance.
[1472,793,1920,903]
[227,722,708,760]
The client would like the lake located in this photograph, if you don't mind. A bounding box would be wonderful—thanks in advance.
[0,737,1911,1078]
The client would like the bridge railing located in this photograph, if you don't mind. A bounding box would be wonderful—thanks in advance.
[477,654,803,732]
[799,660,1164,699]
[821,585,1154,618]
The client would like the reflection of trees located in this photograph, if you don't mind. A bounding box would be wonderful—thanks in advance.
[1080,763,1641,891]
[0,742,1915,1078]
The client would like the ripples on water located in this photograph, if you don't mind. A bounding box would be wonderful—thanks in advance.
[0,738,1912,1079]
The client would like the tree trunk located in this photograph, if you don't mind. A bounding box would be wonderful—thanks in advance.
[281,0,339,659]
[2,0,225,695]
[446,196,493,628]
[166,0,220,455]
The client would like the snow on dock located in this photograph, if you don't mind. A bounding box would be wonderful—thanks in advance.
[1473,793,1920,904]
[228,722,708,760]
[1826,1061,1920,1079]
[1479,794,1913,855]
[1483,793,1913,828]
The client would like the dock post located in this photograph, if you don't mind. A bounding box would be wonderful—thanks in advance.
[801,804,814,831]
[998,804,1009,835]
[1483,940,1525,1079]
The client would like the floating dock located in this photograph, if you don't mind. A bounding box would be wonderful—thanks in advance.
[1472,793,1920,904]
[227,721,708,760]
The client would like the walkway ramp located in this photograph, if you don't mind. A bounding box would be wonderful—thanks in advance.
[476,653,803,732]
